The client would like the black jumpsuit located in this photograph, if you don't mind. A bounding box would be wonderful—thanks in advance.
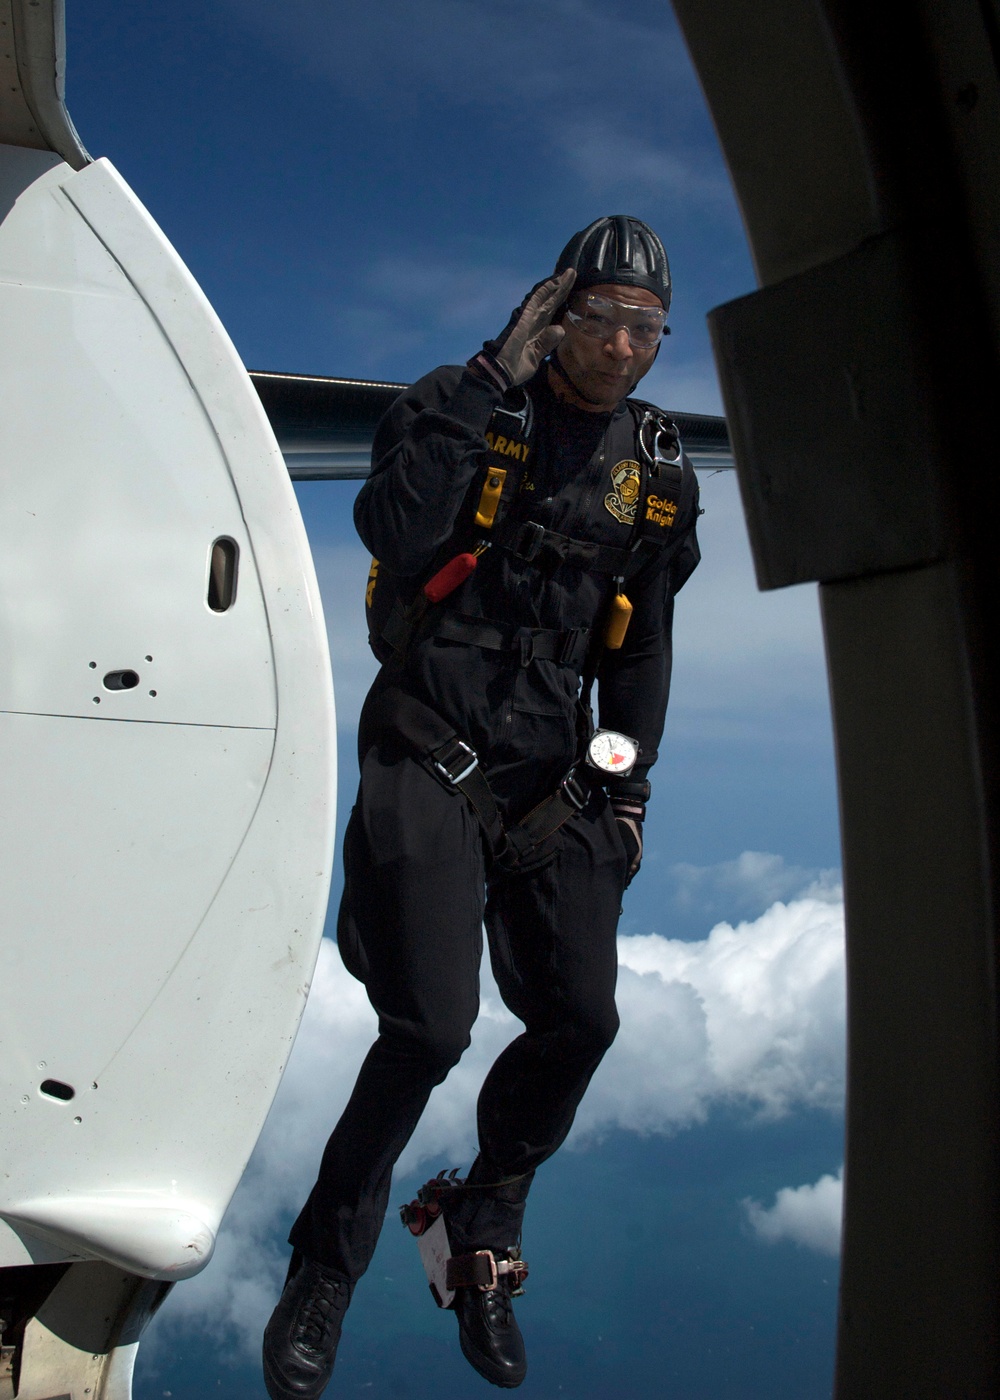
[290,363,700,1282]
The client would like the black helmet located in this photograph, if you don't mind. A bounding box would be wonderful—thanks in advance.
[554,215,671,312]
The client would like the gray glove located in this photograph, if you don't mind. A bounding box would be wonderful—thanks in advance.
[469,269,576,390]
[610,794,645,888]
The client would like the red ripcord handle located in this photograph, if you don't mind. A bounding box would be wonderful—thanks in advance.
[423,553,479,603]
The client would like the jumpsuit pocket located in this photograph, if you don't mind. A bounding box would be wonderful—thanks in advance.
[511,658,578,717]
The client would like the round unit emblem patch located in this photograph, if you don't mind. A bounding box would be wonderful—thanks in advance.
[604,460,641,524]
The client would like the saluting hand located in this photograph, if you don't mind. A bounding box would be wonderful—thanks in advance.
[469,269,576,391]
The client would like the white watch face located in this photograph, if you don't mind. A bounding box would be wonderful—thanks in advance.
[587,730,639,777]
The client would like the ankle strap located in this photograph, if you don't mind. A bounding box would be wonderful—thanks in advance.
[446,1250,529,1292]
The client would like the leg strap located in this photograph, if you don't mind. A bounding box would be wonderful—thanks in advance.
[371,687,589,868]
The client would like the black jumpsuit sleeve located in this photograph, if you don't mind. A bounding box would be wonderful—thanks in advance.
[354,365,503,577]
[596,464,701,790]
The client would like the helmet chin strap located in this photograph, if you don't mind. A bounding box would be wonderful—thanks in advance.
[548,348,612,407]
[549,335,663,407]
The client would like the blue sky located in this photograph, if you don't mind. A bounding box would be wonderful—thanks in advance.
[64,3,844,1395]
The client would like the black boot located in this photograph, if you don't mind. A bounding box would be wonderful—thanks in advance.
[262,1254,352,1400]
[453,1265,527,1389]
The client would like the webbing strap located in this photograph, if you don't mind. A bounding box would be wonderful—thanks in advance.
[501,772,590,863]
[372,687,590,867]
[381,601,591,669]
[430,613,592,668]
[498,520,634,575]
[373,688,506,853]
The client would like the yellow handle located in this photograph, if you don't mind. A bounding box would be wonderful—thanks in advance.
[604,591,633,649]
[475,467,507,529]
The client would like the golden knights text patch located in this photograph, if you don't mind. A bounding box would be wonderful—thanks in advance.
[645,492,678,529]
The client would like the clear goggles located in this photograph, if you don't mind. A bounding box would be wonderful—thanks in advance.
[564,292,669,349]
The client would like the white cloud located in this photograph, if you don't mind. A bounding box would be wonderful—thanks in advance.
[744,1167,844,1257]
[220,0,741,298]
[154,869,844,1354]
[364,255,527,334]
[223,0,697,118]
[583,893,846,1131]
[556,121,735,211]
[667,469,831,743]
[325,256,536,374]
[670,851,842,924]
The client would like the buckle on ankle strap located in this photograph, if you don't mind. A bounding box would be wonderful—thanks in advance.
[446,1250,529,1293]
[504,1258,529,1295]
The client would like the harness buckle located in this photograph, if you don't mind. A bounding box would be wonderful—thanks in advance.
[559,628,588,666]
[474,1250,499,1292]
[515,521,545,562]
[560,769,589,813]
[516,628,535,667]
[433,737,479,786]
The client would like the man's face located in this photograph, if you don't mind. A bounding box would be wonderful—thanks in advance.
[555,282,664,411]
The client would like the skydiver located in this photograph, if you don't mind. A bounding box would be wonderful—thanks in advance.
[263,215,701,1398]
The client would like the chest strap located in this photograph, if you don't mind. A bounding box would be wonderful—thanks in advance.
[372,686,590,869]
[430,613,592,668]
[499,520,669,579]
[499,520,634,575]
[382,602,591,669]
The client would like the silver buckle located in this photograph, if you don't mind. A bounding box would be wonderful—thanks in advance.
[434,739,479,786]
[560,770,589,811]
[474,1249,499,1292]
[464,1250,528,1293]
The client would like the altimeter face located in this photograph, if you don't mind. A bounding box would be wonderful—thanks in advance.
[586,729,639,777]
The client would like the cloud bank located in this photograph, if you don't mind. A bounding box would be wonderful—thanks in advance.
[556,120,734,210]
[225,0,700,132]
[153,865,845,1355]
[670,850,842,927]
[666,469,831,746]
[744,1167,844,1257]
